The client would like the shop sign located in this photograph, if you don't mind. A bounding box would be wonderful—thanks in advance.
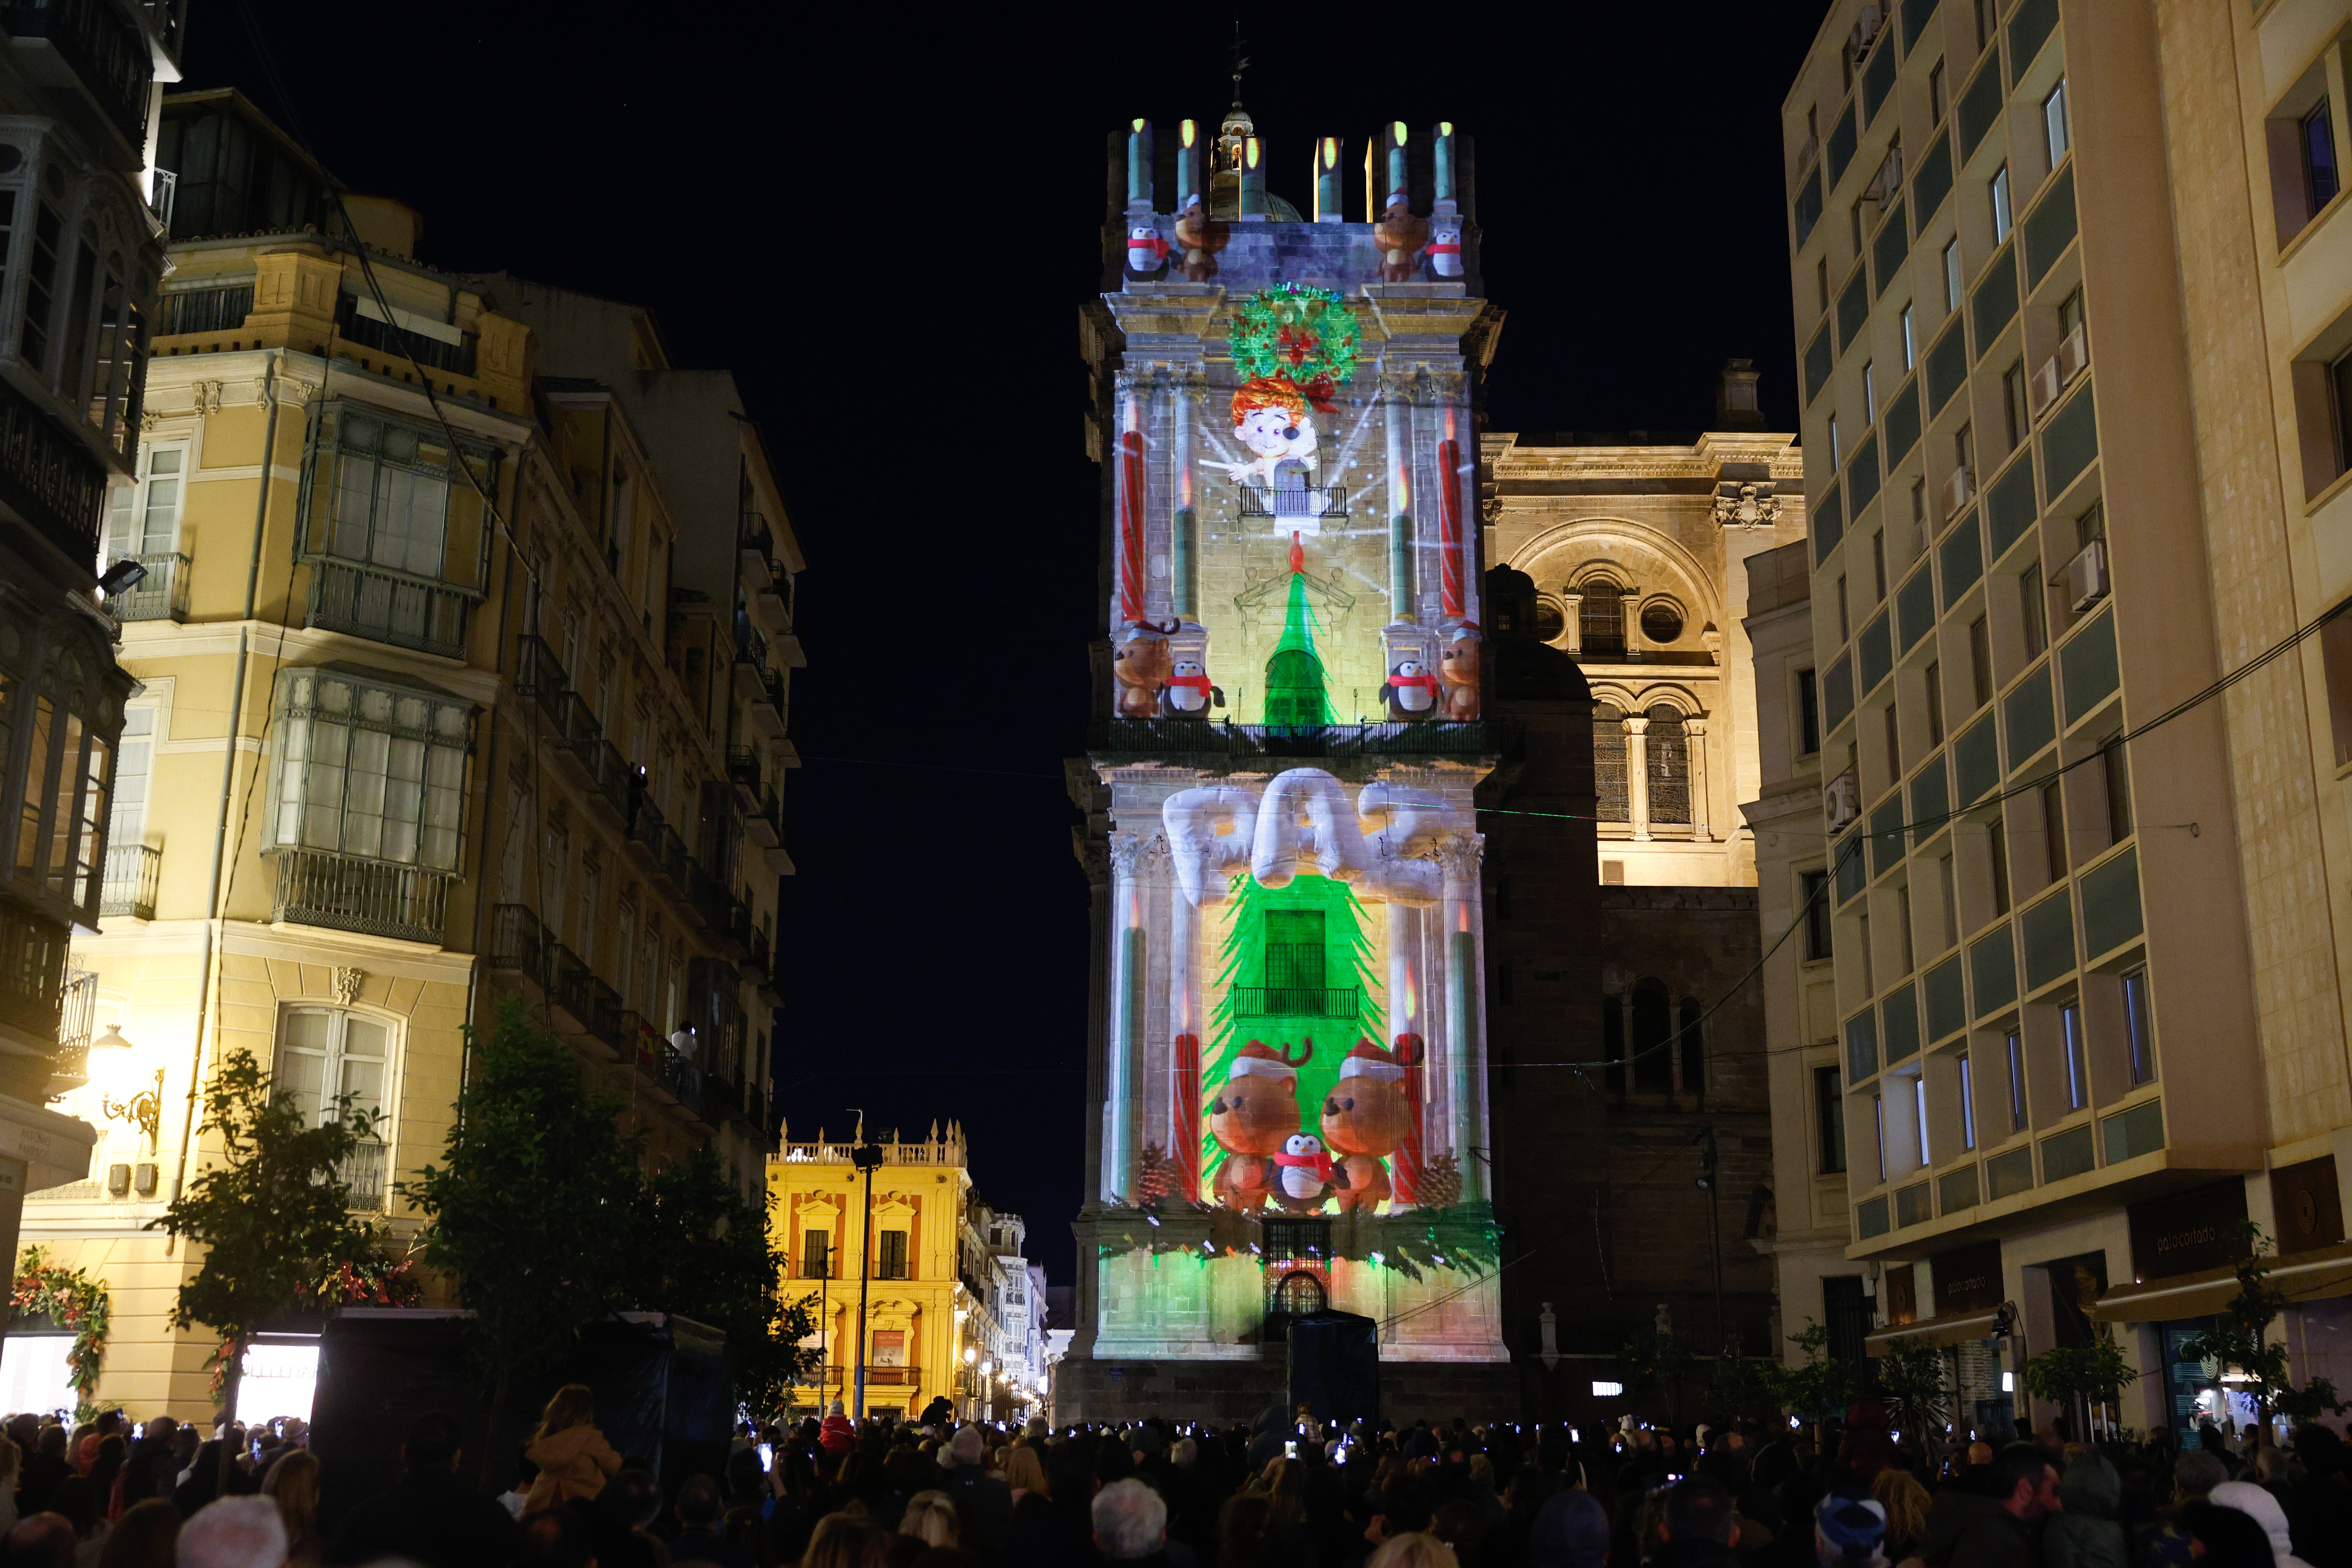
[2128,1179,2249,1282]
[1932,1241,2004,1315]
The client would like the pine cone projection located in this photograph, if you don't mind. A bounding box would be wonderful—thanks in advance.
[1418,1154,1463,1211]
[1136,1143,1173,1207]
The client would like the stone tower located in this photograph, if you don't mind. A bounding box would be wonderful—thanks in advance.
[1063,112,1590,1423]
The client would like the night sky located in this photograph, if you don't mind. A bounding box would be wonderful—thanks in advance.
[188,2,1821,1281]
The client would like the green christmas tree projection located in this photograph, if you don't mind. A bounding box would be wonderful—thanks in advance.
[1202,872,1383,1187]
[1261,544,1330,727]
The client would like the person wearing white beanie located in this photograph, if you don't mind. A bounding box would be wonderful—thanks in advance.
[2209,1479,2316,1568]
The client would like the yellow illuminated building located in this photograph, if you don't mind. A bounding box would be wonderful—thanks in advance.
[37,91,796,1418]
[767,1124,1043,1422]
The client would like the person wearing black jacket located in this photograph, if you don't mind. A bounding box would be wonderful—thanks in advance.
[325,1412,517,1568]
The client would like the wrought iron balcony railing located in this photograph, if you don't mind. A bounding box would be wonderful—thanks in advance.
[101,552,188,622]
[1089,717,1505,762]
[49,968,96,1092]
[514,634,569,727]
[332,293,479,377]
[1237,483,1347,520]
[99,841,159,920]
[1231,985,1361,1020]
[486,903,550,986]
[267,849,453,944]
[337,1139,387,1212]
[307,558,469,659]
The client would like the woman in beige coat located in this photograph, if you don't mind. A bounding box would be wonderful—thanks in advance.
[521,1386,621,1516]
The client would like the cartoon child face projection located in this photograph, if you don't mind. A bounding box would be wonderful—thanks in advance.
[1213,377,1317,488]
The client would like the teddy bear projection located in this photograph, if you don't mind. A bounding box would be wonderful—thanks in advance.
[1111,620,1179,718]
[1320,1037,1422,1213]
[1439,625,1481,720]
[1208,1039,1311,1211]
[1374,192,1430,283]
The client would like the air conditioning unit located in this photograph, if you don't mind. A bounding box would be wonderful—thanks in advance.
[2054,323,2089,384]
[2029,356,2063,415]
[2065,538,2110,612]
[1944,466,1977,518]
[1826,769,1862,831]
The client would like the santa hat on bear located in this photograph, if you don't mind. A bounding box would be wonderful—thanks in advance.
[1227,1041,1298,1082]
[1338,1039,1406,1083]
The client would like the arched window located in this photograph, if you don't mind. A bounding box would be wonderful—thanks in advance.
[1594,704,1629,822]
[1580,582,1625,656]
[1631,978,1673,1094]
[1274,1270,1327,1316]
[1646,704,1690,824]
[1535,598,1567,643]
[1679,996,1705,1097]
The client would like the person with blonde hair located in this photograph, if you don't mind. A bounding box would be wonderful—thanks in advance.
[259,1450,321,1568]
[1868,1469,1930,1567]
[898,1490,959,1549]
[1002,1446,1047,1503]
[1369,1535,1460,1568]
[798,1513,887,1568]
[521,1385,622,1516]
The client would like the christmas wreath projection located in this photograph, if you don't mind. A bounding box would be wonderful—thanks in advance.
[1082,111,1505,1381]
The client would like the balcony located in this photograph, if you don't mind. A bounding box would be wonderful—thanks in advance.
[725,746,763,800]
[332,293,479,377]
[158,283,251,338]
[624,795,667,873]
[99,842,159,920]
[138,0,183,63]
[307,558,470,660]
[0,904,75,1044]
[682,863,733,935]
[48,967,95,1093]
[1232,985,1361,1020]
[549,691,602,790]
[267,849,453,944]
[548,942,595,1033]
[1089,718,1505,767]
[0,373,107,572]
[486,903,551,987]
[746,786,782,850]
[338,1139,387,1212]
[101,552,188,624]
[514,634,569,730]
[2,0,155,151]
[1237,484,1347,521]
[586,740,633,828]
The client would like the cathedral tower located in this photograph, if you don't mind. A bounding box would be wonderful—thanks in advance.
[1064,112,1579,1424]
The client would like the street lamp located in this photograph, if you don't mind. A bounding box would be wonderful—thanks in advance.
[850,1131,887,1421]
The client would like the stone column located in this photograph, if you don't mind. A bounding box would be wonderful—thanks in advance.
[1561,592,1583,654]
[1619,587,1645,655]
[1382,373,1416,616]
[1167,850,1204,1200]
[1626,715,1652,841]
[1436,833,1488,1202]
[1171,372,1199,622]
[1686,716,1711,837]
[1103,831,1149,1201]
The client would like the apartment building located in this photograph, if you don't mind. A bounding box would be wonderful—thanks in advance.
[0,0,184,1307]
[37,89,791,1417]
[1767,0,2352,1436]
[767,1124,1044,1424]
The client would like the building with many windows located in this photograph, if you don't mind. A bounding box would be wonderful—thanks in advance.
[766,1123,1044,1423]
[0,0,185,1324]
[33,90,792,1416]
[1765,0,2352,1436]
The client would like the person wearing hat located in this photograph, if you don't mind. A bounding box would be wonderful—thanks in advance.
[1817,1493,1890,1568]
[2209,1480,2316,1568]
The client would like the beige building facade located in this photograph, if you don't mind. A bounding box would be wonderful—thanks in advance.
[1486,410,1808,889]
[1762,0,2352,1436]
[35,91,793,1418]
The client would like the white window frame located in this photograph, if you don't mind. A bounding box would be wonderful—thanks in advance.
[2042,78,2069,167]
[274,1004,395,1210]
[1991,163,2013,242]
[262,667,472,872]
[105,440,187,567]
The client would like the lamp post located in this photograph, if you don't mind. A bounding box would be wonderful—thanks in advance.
[851,1135,886,1420]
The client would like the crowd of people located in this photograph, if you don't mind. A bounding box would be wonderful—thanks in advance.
[0,1394,2343,1568]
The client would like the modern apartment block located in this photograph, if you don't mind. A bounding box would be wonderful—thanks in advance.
[0,0,183,1241]
[38,90,791,1417]
[1766,0,2352,1435]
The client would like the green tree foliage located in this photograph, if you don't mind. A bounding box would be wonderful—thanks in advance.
[146,1046,389,1412]
[2179,1222,2348,1425]
[401,998,648,1426]
[2023,1336,2138,1408]
[633,1147,817,1421]
[1773,1318,1860,1422]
